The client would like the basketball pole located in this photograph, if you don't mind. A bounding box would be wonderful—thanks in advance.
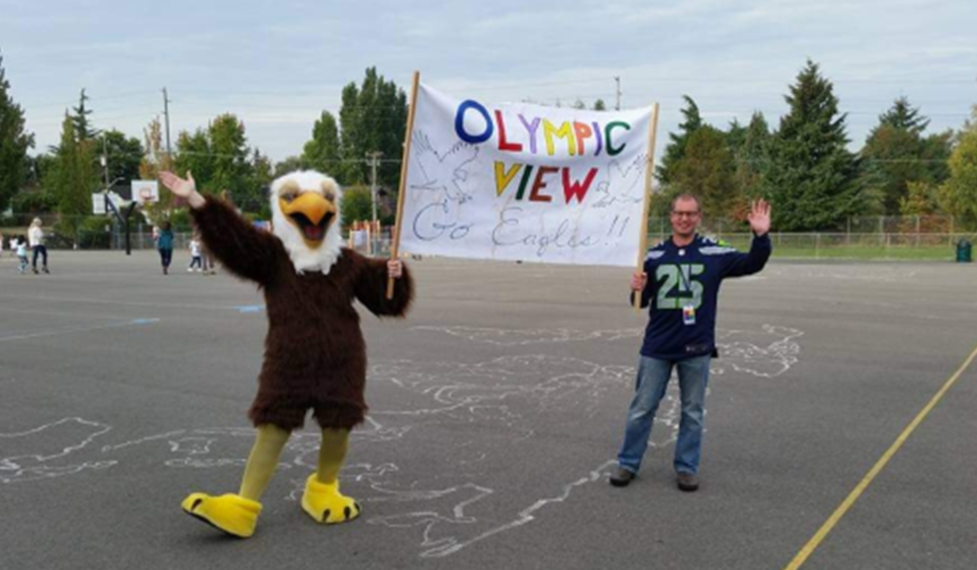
[124,202,138,256]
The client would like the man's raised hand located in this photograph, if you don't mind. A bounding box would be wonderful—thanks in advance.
[748,199,771,237]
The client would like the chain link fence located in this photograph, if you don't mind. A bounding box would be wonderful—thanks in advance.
[1,214,970,260]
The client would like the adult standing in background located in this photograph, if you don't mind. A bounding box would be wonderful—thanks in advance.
[28,218,49,274]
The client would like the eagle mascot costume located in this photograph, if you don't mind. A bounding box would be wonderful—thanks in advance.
[159,169,414,538]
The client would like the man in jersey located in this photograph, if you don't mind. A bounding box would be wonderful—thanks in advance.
[610,194,772,491]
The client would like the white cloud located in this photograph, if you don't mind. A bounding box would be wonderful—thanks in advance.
[1,0,974,163]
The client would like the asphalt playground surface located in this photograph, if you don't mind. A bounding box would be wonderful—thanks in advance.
[1,250,975,570]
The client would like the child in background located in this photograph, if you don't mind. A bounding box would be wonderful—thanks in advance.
[188,235,203,272]
[155,221,174,275]
[15,235,29,274]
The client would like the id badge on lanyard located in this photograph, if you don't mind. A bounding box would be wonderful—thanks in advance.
[679,263,697,326]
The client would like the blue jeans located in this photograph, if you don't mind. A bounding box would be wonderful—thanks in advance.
[617,354,711,475]
[158,248,172,268]
[32,245,47,269]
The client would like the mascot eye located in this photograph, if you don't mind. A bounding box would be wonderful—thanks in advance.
[282,192,297,203]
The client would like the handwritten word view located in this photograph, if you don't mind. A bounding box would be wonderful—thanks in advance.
[399,82,658,267]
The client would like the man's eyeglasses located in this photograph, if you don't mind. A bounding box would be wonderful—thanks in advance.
[670,211,700,218]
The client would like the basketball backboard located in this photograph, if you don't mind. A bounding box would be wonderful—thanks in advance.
[131,180,160,205]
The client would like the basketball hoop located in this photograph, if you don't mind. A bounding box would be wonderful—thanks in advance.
[131,180,160,205]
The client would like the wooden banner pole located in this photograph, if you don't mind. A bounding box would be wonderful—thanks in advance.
[387,70,421,299]
[634,102,661,312]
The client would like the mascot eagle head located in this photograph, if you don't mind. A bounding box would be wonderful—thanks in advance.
[270,171,344,274]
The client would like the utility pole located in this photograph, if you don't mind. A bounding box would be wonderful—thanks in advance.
[162,88,172,165]
[366,151,383,223]
[614,76,621,111]
[101,134,110,189]
[100,134,110,219]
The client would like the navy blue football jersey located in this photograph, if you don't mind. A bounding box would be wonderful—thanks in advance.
[635,233,772,360]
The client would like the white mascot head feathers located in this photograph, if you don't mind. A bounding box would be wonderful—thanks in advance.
[270,171,344,274]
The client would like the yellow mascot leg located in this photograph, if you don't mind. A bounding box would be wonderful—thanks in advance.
[239,424,291,500]
[181,424,290,538]
[301,428,361,524]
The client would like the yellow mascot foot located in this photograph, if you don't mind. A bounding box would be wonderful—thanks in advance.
[301,474,361,525]
[181,493,262,538]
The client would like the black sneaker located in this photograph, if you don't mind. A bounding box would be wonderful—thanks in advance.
[609,466,635,487]
[676,472,699,492]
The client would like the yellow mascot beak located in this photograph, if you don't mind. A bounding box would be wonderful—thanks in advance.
[280,192,337,246]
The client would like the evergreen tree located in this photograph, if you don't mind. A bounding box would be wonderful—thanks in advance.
[656,95,702,185]
[593,99,607,111]
[763,60,862,231]
[338,82,361,184]
[72,89,98,141]
[921,130,953,183]
[733,112,771,200]
[879,97,928,132]
[726,118,747,153]
[859,97,951,215]
[373,70,408,189]
[336,68,408,187]
[49,114,97,240]
[670,125,740,223]
[0,52,35,211]
[302,111,341,176]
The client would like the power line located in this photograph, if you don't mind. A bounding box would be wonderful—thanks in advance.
[17,89,164,110]
[27,109,163,127]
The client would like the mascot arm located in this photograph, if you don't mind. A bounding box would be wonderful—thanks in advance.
[191,195,279,285]
[352,253,414,317]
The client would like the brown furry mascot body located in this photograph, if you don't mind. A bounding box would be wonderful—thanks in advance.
[193,196,412,430]
[160,169,412,537]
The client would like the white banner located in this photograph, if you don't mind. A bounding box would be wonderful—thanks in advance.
[399,84,655,267]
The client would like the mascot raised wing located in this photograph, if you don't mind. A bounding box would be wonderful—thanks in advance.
[160,169,414,538]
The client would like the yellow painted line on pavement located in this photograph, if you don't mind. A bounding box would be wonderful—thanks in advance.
[784,342,977,570]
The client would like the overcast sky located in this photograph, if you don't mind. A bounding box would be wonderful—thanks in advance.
[1,0,975,166]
